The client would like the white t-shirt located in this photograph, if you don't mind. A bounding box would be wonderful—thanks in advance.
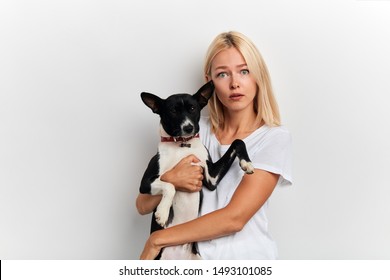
[197,116,293,260]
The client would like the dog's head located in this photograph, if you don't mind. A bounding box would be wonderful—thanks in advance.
[141,81,214,137]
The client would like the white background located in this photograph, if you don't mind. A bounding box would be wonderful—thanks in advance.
[1,0,389,260]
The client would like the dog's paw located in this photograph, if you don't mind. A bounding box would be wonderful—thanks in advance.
[240,159,254,174]
[191,253,202,260]
[155,207,169,228]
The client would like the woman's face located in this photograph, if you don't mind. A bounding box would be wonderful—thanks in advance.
[209,47,257,115]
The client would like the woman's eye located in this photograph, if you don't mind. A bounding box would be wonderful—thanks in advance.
[217,72,228,78]
[241,69,250,75]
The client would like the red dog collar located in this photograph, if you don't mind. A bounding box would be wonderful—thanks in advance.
[160,134,200,147]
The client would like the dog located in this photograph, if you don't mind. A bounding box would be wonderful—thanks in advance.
[139,81,254,259]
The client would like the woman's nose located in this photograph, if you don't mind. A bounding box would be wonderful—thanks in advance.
[230,81,240,89]
[230,74,240,89]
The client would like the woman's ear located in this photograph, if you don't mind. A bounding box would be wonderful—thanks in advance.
[205,75,211,82]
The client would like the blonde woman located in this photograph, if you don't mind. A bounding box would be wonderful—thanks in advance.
[136,31,292,259]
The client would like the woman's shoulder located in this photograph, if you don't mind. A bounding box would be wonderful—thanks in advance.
[266,124,290,133]
[254,124,291,141]
[243,124,292,153]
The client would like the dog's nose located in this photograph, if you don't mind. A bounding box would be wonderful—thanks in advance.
[183,124,194,134]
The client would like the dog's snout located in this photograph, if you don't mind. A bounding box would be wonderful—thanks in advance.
[183,124,194,134]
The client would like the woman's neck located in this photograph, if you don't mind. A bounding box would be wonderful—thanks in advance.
[216,110,262,145]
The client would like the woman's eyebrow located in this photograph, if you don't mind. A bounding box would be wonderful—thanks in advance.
[214,64,248,70]
[214,65,228,70]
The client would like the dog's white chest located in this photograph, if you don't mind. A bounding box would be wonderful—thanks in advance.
[158,139,208,173]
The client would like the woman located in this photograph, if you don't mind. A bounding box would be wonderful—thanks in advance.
[136,31,292,259]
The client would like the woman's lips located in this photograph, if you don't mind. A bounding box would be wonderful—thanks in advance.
[229,93,244,101]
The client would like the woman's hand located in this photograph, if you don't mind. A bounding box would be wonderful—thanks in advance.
[136,155,204,215]
[140,231,163,260]
[161,155,204,192]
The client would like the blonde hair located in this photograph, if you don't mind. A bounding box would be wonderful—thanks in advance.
[203,31,281,132]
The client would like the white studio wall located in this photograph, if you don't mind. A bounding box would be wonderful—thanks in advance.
[1,0,390,259]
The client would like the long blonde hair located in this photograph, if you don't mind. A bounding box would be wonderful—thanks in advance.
[203,31,281,132]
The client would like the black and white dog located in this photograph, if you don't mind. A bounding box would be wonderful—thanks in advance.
[140,81,254,259]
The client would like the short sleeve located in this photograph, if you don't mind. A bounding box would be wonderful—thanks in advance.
[250,127,293,187]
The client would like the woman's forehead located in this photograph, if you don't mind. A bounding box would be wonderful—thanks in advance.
[211,48,247,70]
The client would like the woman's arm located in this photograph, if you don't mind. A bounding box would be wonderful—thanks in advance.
[135,155,204,215]
[140,169,279,259]
[136,194,162,215]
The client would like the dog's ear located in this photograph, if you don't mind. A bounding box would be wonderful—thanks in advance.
[141,92,163,114]
[193,81,215,109]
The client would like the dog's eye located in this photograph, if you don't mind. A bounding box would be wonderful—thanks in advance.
[187,105,197,113]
